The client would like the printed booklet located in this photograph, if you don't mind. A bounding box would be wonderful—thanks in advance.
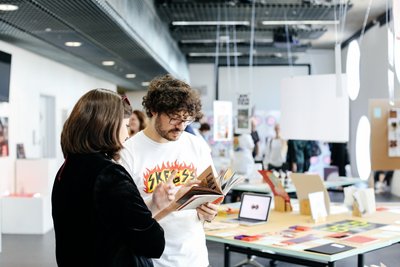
[154,166,243,220]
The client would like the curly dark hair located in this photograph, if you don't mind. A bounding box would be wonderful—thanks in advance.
[142,74,203,120]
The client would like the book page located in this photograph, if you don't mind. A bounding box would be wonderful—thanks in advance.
[197,166,222,193]
[154,165,238,220]
[176,186,221,205]
[177,195,224,210]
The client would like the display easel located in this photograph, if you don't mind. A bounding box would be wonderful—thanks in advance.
[290,173,331,215]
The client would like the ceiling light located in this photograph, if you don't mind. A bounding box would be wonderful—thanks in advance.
[125,73,136,79]
[181,39,246,44]
[189,52,243,57]
[219,35,230,41]
[141,82,150,86]
[355,116,371,181]
[102,61,115,66]
[262,20,339,26]
[172,21,250,26]
[395,38,400,83]
[388,69,395,105]
[0,4,18,11]
[346,40,360,101]
[65,41,82,47]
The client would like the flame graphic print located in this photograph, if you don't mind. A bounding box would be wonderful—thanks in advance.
[143,160,196,193]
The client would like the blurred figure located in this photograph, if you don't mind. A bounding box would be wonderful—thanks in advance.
[329,142,350,176]
[232,133,255,177]
[250,118,260,159]
[128,109,147,137]
[263,124,287,172]
[198,122,211,140]
[374,170,394,194]
[286,140,310,173]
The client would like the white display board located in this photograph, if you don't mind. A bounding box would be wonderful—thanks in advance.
[280,74,349,142]
[213,101,233,141]
[218,65,310,110]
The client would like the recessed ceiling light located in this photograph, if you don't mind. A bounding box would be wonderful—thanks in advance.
[45,28,52,32]
[0,4,18,11]
[189,52,243,57]
[65,41,82,47]
[262,20,339,25]
[141,82,150,86]
[102,61,115,66]
[125,73,136,79]
[172,21,250,26]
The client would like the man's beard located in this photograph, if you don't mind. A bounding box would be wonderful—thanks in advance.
[155,116,182,141]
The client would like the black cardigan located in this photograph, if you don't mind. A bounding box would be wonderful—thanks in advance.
[52,153,164,267]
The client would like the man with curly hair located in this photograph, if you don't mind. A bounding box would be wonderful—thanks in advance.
[120,74,218,267]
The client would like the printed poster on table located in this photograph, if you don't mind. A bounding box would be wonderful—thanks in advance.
[388,108,400,157]
[213,101,233,141]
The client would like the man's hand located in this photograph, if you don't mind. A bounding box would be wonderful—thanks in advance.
[196,202,218,223]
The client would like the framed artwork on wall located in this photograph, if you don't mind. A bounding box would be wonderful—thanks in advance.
[16,143,26,159]
[0,117,9,157]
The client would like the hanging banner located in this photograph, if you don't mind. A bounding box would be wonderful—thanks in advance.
[235,93,251,134]
[213,101,233,141]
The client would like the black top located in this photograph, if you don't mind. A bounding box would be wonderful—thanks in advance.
[52,153,164,267]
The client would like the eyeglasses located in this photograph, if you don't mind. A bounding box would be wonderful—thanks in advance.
[121,95,131,106]
[167,114,194,127]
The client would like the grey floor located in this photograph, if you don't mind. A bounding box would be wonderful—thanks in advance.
[0,192,399,267]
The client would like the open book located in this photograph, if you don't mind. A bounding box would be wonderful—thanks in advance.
[154,166,243,220]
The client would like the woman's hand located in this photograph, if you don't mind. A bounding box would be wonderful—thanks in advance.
[196,202,218,223]
[152,170,177,212]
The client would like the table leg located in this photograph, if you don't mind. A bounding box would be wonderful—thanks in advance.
[224,244,230,267]
[328,262,335,267]
[358,254,364,267]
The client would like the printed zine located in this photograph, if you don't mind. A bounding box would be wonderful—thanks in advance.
[154,166,243,220]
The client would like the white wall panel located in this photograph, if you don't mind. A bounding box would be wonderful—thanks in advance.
[280,74,349,142]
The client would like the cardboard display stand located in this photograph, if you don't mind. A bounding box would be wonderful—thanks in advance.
[290,173,331,215]
[274,195,293,212]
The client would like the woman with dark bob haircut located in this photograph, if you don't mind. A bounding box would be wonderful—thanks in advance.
[52,89,165,267]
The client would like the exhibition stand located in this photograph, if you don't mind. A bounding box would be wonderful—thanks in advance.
[1,158,57,234]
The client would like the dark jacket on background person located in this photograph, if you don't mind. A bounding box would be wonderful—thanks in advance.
[52,153,165,267]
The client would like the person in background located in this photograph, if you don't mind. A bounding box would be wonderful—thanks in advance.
[52,89,165,267]
[374,170,394,194]
[286,140,310,173]
[198,122,211,140]
[232,133,255,178]
[329,142,350,177]
[128,109,148,137]
[250,117,260,158]
[263,123,287,172]
[120,74,218,267]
